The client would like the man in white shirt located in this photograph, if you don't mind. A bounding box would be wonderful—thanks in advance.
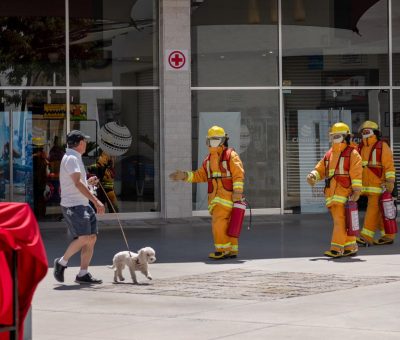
[53,130,105,284]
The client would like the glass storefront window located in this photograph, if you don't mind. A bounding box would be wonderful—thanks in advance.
[0,90,66,220]
[392,91,400,196]
[69,0,159,86]
[191,0,278,86]
[283,89,389,213]
[392,2,400,84]
[192,90,280,209]
[70,89,160,213]
[0,1,66,86]
[282,0,389,86]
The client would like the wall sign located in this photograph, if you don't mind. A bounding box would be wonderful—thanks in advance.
[166,49,189,71]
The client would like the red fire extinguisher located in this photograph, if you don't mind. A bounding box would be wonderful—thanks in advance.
[380,189,398,234]
[345,199,360,236]
[227,200,251,238]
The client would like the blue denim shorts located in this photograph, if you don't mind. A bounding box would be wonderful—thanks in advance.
[61,205,98,238]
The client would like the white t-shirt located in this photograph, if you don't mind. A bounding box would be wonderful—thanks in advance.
[60,148,89,207]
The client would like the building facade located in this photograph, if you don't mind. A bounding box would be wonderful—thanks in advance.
[1,0,400,220]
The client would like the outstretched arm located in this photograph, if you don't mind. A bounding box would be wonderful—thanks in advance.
[169,170,187,181]
[170,167,208,183]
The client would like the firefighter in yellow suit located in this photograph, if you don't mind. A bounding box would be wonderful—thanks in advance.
[169,126,245,259]
[356,120,396,246]
[306,122,363,257]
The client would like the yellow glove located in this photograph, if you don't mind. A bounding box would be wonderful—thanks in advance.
[306,173,317,186]
[385,181,395,193]
[232,191,243,202]
[169,170,187,181]
[350,190,361,202]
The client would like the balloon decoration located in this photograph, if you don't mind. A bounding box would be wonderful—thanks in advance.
[99,122,132,156]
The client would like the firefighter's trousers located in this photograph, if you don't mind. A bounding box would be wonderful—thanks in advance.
[329,203,358,254]
[361,194,395,243]
[211,204,238,253]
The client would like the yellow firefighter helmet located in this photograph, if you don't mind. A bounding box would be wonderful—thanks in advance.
[358,120,379,133]
[32,137,45,146]
[207,125,226,138]
[329,122,351,135]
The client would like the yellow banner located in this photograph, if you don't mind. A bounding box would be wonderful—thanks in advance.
[43,104,87,120]
[44,104,66,119]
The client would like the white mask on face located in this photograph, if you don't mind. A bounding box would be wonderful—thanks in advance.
[332,135,344,144]
[362,129,374,139]
[209,139,222,147]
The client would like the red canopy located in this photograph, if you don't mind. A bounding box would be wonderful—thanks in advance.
[0,203,48,340]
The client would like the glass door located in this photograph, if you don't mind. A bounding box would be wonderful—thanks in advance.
[283,89,389,213]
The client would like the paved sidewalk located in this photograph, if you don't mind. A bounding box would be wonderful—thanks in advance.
[33,214,400,339]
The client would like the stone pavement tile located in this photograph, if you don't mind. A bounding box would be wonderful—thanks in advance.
[33,310,154,338]
[291,297,400,332]
[184,300,351,324]
[83,318,271,340]
[31,335,67,340]
[63,292,249,317]
[33,253,400,339]
[218,325,400,340]
[183,282,400,324]
[80,269,399,301]
[296,281,400,306]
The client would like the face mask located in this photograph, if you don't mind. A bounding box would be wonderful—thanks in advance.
[362,129,374,139]
[332,135,344,144]
[209,139,222,147]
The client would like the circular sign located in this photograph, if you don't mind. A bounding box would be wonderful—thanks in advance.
[168,51,186,69]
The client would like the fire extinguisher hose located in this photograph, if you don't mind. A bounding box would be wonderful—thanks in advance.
[244,198,252,230]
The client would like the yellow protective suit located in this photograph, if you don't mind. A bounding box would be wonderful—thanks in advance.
[311,142,362,254]
[88,152,118,212]
[359,135,396,244]
[186,145,245,254]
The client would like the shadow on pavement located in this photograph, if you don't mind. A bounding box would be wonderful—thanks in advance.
[309,257,367,263]
[53,284,93,291]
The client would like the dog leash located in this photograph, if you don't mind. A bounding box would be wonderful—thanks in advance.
[97,181,133,258]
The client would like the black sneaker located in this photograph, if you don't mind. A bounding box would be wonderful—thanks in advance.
[53,258,67,283]
[75,273,103,284]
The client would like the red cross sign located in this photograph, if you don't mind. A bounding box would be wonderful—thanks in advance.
[166,50,188,71]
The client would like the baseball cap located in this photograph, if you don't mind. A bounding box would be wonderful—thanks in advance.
[66,130,90,146]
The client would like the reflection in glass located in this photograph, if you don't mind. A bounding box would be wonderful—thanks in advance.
[69,0,159,86]
[191,0,278,86]
[392,2,400,84]
[70,89,160,213]
[0,1,66,86]
[192,90,280,209]
[283,89,388,213]
[282,0,388,86]
[392,91,400,201]
[0,90,66,220]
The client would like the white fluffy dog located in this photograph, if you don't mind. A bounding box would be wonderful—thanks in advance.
[108,247,156,284]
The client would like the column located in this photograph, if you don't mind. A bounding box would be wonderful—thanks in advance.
[160,0,192,218]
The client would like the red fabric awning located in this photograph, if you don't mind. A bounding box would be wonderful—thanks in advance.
[0,203,48,340]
